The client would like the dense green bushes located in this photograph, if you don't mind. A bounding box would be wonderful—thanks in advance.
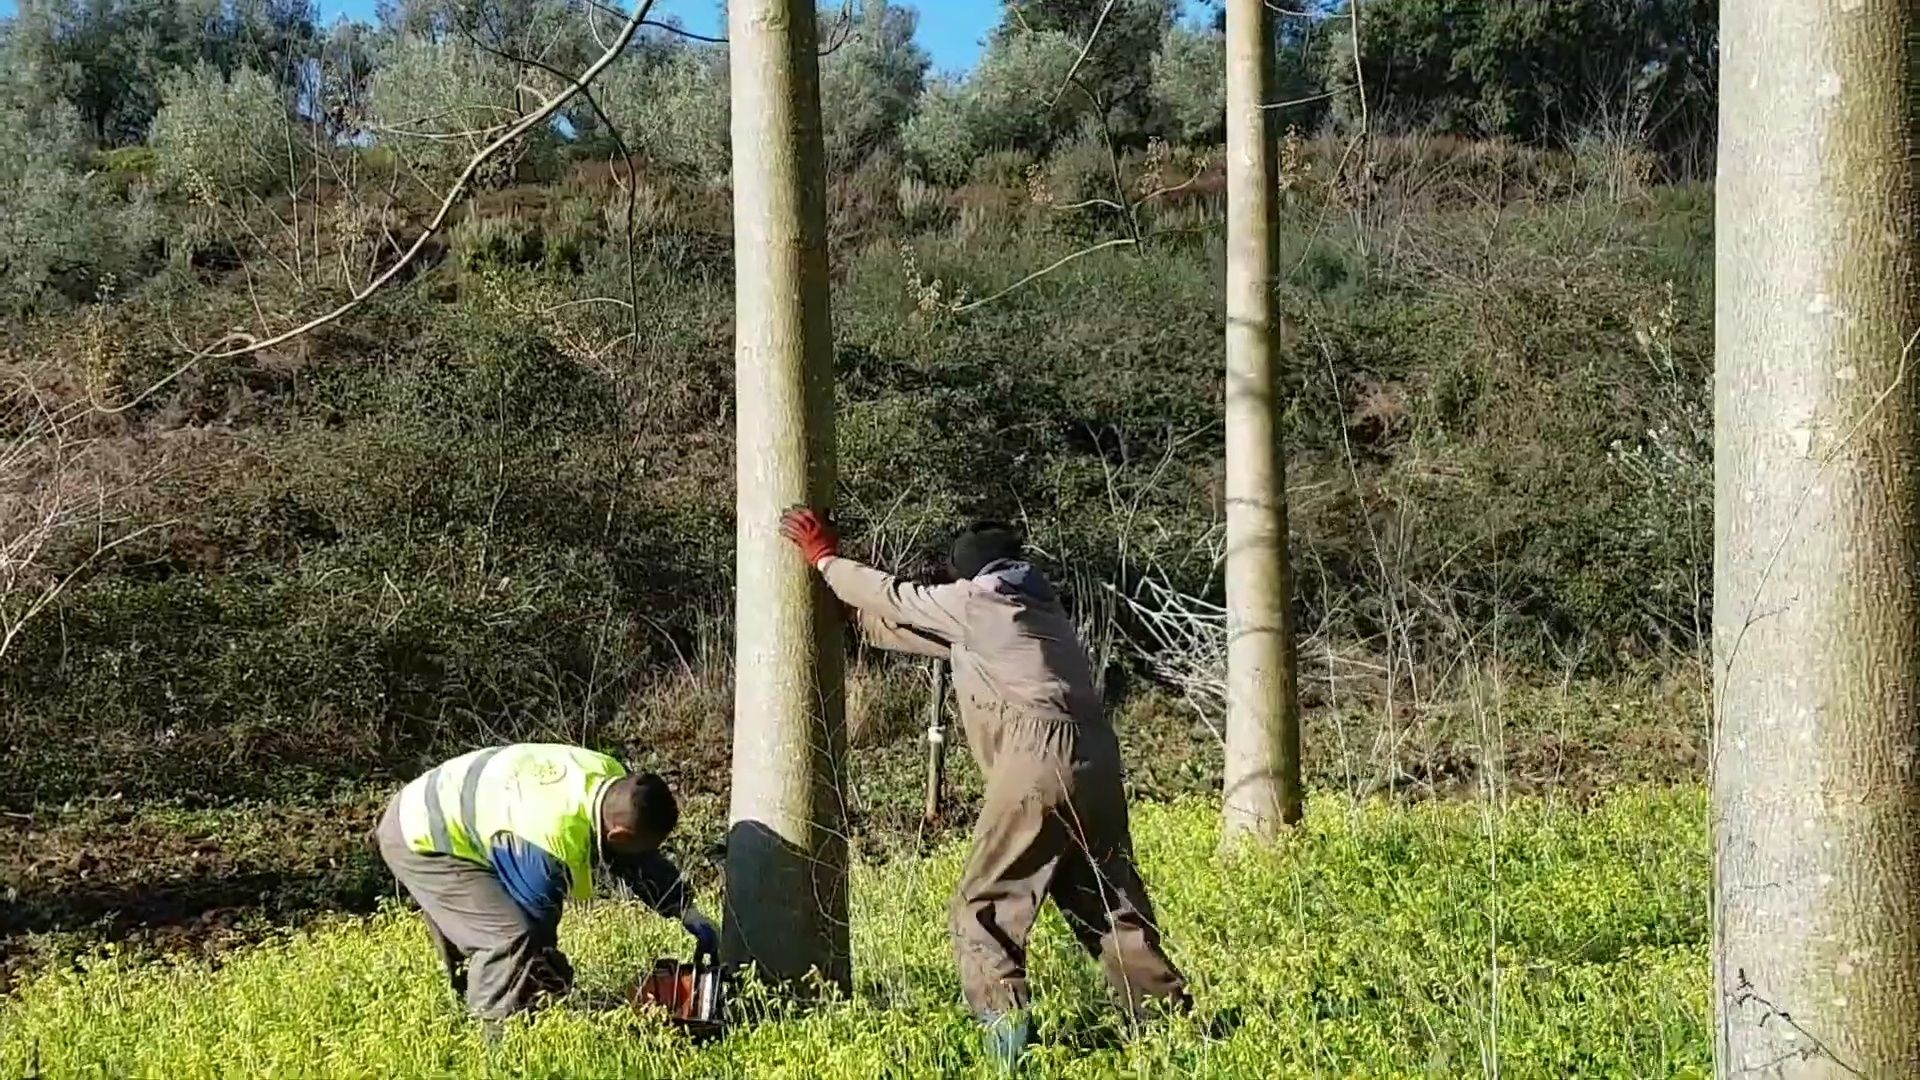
[0,64,162,313]
[150,65,295,198]
[1325,0,1718,175]
[0,159,1712,807]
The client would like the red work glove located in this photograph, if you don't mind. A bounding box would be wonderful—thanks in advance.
[779,506,839,567]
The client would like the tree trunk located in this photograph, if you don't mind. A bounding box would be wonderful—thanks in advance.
[722,0,850,992]
[1220,0,1304,842]
[1713,6,1919,1075]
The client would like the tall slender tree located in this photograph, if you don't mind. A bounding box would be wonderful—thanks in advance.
[722,0,851,991]
[1713,3,1919,1074]
[1220,0,1303,841]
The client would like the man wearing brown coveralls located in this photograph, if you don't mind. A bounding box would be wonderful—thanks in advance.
[781,510,1190,1064]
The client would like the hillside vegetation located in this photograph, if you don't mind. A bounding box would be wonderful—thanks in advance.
[3,0,1714,998]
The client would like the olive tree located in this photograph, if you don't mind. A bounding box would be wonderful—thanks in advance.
[150,64,295,198]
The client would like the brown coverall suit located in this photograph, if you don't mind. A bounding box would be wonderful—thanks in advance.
[819,555,1189,1019]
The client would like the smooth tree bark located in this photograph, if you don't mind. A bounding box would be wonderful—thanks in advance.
[722,0,851,991]
[1220,0,1304,842]
[1714,4,1919,1074]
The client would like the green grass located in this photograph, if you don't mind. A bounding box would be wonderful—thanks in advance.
[1,790,1709,1079]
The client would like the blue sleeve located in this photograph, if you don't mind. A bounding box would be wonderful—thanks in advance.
[488,833,570,929]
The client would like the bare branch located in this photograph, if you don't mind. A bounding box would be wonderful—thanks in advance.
[0,367,176,660]
[1,521,171,660]
[545,296,636,314]
[1135,156,1214,205]
[113,0,661,406]
[366,118,523,143]
[1052,197,1128,214]
[1261,87,1347,111]
[1266,0,1320,18]
[1049,0,1120,109]
[952,238,1138,314]
[1347,0,1371,143]
[647,21,726,43]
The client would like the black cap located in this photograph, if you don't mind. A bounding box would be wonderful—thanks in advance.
[950,522,1025,580]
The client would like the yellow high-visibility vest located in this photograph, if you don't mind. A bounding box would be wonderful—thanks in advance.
[397,743,625,901]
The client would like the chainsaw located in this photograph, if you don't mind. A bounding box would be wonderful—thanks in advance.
[630,954,729,1042]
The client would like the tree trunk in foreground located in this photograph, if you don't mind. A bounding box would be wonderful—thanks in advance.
[1221,0,1303,842]
[722,0,850,991]
[1714,5,1919,1075]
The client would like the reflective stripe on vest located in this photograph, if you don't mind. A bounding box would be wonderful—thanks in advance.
[416,746,505,862]
[397,744,625,901]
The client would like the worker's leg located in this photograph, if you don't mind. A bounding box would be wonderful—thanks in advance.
[949,719,1075,1020]
[420,908,467,999]
[377,799,569,1020]
[1050,727,1190,1021]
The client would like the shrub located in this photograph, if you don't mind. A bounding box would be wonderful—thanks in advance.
[899,79,979,185]
[894,174,948,231]
[967,30,1087,155]
[818,0,929,171]
[0,159,1717,807]
[1323,0,1717,172]
[594,44,731,185]
[366,39,545,189]
[150,64,294,199]
[827,149,907,250]
[901,31,1086,183]
[1148,25,1224,145]
[1040,129,1126,234]
[451,214,544,272]
[0,82,161,313]
[1003,0,1176,140]
[98,145,159,181]
[966,148,1037,192]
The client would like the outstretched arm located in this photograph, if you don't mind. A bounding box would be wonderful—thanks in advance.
[779,508,969,652]
[818,557,968,649]
[618,849,721,957]
[617,850,719,959]
[849,606,953,658]
[620,850,691,918]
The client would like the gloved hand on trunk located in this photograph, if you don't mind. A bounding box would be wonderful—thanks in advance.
[779,507,838,567]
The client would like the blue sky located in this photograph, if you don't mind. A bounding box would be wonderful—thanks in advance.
[358,0,1007,74]
[0,1,1213,74]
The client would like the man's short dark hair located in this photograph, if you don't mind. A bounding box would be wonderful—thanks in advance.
[950,521,1025,580]
[605,771,678,838]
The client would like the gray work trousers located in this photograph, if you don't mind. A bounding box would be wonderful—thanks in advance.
[376,797,573,1020]
[951,715,1188,1020]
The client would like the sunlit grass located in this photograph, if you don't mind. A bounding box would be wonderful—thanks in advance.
[2,790,1709,1079]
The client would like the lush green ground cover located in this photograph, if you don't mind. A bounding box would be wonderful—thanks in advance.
[3,790,1708,1079]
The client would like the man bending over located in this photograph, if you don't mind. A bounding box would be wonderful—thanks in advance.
[376,743,718,1031]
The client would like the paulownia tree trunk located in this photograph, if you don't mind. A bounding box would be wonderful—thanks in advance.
[1713,5,1919,1074]
[722,0,851,992]
[1221,0,1304,842]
